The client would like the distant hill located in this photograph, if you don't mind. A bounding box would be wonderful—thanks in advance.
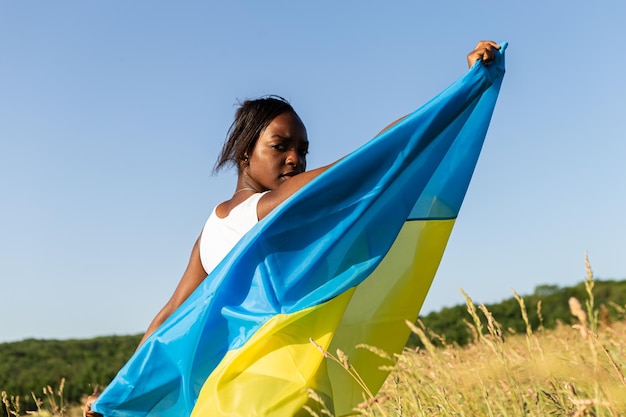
[0,334,141,412]
[413,278,626,347]
[1,278,625,412]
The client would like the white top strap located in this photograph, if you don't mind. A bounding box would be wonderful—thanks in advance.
[199,192,266,275]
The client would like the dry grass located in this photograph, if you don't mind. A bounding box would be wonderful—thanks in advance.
[341,255,626,417]
[2,379,83,417]
[315,313,626,417]
[367,311,626,416]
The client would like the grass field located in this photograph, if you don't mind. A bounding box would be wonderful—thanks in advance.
[334,297,626,416]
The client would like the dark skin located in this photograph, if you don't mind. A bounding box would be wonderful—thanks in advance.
[83,40,500,417]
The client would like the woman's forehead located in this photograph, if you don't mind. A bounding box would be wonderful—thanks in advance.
[264,113,307,139]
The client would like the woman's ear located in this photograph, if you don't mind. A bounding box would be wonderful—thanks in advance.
[239,154,249,172]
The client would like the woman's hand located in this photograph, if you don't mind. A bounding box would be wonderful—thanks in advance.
[467,40,501,68]
[83,392,102,417]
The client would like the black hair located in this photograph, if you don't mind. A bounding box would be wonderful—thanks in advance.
[214,95,302,172]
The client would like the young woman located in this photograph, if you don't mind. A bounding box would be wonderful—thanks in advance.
[84,40,500,417]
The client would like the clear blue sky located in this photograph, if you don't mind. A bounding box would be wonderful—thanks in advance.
[2,1,625,343]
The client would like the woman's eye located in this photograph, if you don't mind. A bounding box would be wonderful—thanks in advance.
[272,144,286,151]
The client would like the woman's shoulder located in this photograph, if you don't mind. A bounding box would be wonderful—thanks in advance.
[214,191,268,220]
[199,191,267,274]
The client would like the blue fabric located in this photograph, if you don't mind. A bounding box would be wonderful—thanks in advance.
[93,43,506,416]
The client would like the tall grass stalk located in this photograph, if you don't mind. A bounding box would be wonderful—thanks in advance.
[309,338,389,417]
[584,251,599,331]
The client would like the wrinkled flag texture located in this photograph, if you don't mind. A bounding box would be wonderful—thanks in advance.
[94,43,506,417]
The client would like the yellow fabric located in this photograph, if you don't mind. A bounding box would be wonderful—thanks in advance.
[191,219,454,416]
[191,289,355,417]
[328,219,454,415]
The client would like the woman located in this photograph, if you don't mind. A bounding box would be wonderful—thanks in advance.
[84,40,500,416]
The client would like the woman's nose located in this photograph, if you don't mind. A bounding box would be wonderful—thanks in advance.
[286,149,304,167]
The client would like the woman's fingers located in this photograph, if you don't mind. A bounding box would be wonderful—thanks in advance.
[83,393,103,417]
[467,40,501,68]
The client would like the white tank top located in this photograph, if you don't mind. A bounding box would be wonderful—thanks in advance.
[199,192,266,275]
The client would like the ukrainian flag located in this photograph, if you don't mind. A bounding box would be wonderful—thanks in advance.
[93,43,506,417]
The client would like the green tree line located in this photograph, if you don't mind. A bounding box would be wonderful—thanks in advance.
[412,278,626,347]
[2,279,625,413]
[0,335,141,412]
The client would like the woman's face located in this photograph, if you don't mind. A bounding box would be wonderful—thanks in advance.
[243,112,308,191]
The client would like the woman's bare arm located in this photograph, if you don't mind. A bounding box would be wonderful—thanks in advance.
[256,163,335,220]
[138,236,207,346]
